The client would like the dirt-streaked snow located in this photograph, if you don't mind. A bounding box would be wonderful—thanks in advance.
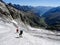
[0,20,60,45]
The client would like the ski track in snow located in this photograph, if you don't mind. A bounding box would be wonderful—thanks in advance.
[0,21,60,45]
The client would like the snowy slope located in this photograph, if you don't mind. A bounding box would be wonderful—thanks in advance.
[0,20,60,45]
[27,25,60,40]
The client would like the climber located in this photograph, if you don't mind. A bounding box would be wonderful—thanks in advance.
[19,30,23,37]
[16,28,19,33]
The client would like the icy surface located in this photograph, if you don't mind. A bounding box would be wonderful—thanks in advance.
[0,20,60,45]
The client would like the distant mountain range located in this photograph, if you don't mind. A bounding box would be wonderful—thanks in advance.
[42,7,60,30]
[8,3,52,16]
[0,0,60,31]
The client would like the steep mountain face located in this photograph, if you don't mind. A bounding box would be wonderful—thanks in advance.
[0,0,12,21]
[7,3,48,28]
[7,4,44,27]
[6,4,23,19]
[19,11,42,27]
[42,7,60,30]
[0,0,47,28]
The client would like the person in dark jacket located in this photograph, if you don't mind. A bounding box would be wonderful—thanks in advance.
[19,30,23,37]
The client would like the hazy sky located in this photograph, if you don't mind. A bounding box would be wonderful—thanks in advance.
[3,0,60,7]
